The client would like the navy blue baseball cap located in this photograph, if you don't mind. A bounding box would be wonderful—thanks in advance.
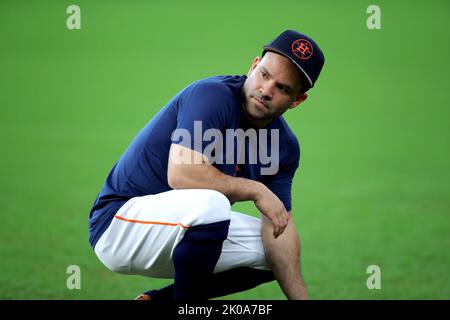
[262,30,325,89]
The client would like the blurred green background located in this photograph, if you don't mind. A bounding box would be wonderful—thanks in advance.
[1,0,449,299]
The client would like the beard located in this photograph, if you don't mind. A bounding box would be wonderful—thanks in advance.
[241,81,289,124]
[244,93,288,122]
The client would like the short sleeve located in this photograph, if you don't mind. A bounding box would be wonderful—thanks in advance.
[172,81,231,156]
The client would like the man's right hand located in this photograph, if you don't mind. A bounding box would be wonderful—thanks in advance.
[254,185,290,238]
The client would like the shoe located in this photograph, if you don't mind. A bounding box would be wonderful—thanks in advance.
[134,293,152,300]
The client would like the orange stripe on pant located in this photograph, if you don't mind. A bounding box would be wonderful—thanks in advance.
[114,215,189,229]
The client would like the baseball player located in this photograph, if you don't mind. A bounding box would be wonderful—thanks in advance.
[89,30,324,300]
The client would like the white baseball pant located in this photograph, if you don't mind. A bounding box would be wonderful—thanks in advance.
[94,189,271,278]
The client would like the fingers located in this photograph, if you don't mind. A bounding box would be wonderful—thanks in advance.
[271,213,279,238]
[273,218,281,238]
[273,211,283,238]
[279,212,287,235]
[272,210,290,239]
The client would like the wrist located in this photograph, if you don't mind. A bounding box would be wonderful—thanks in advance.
[252,181,267,201]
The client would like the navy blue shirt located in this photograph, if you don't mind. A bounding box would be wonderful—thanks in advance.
[89,75,300,248]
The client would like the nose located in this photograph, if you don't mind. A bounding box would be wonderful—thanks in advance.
[259,81,274,100]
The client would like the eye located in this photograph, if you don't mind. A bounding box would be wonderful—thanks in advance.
[260,70,268,79]
[278,85,290,95]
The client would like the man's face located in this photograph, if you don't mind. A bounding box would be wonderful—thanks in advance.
[242,52,308,127]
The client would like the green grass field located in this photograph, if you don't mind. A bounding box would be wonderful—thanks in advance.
[1,0,449,299]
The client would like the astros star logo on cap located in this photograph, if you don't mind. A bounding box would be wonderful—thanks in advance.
[291,39,313,60]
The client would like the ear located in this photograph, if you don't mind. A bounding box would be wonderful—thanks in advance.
[288,92,308,109]
[247,56,261,77]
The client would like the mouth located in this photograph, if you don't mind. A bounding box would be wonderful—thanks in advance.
[252,97,268,110]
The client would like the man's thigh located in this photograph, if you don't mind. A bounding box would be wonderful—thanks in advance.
[94,189,230,278]
[94,189,270,278]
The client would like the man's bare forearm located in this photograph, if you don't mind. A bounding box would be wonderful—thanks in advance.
[261,214,309,300]
[167,146,264,203]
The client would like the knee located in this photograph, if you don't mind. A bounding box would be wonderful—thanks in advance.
[177,189,231,227]
[192,189,231,223]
